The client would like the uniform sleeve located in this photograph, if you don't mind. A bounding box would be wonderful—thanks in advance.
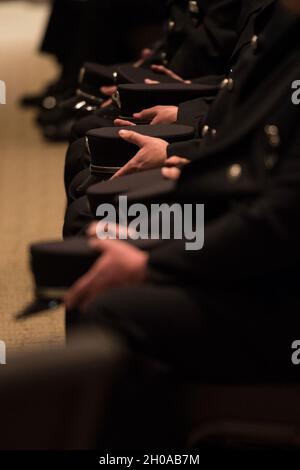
[176,97,210,131]
[149,129,300,284]
[167,137,204,161]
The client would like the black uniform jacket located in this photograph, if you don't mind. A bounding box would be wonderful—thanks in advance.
[166,0,243,79]
[148,3,300,302]
[174,0,277,134]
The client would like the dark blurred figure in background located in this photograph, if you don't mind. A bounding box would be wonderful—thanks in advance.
[34,0,243,142]
[20,0,167,109]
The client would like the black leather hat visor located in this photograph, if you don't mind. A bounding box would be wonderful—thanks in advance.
[87,168,176,216]
[17,236,162,318]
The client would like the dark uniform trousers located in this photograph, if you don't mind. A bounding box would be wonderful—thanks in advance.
[67,3,300,382]
[41,0,166,76]
[64,0,279,236]
[64,0,276,199]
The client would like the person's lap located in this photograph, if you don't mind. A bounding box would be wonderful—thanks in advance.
[66,283,300,382]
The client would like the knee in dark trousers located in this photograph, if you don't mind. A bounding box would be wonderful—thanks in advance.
[63,196,94,238]
[65,284,300,382]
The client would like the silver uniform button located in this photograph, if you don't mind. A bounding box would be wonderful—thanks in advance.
[265,124,278,136]
[43,96,57,110]
[202,125,210,137]
[221,77,234,91]
[160,51,168,65]
[189,1,199,14]
[168,20,175,31]
[264,125,281,148]
[251,35,259,51]
[228,164,242,180]
[211,128,217,137]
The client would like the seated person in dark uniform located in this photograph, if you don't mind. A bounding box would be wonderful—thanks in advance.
[21,0,167,109]
[64,0,300,382]
[63,0,277,233]
[65,0,243,145]
[64,0,275,198]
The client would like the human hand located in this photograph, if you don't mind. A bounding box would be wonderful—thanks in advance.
[65,238,148,311]
[132,105,178,125]
[112,130,168,178]
[150,64,191,84]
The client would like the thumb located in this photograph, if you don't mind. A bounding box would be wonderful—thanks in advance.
[151,64,165,72]
[111,159,136,179]
[165,156,190,167]
[119,130,149,148]
[133,107,157,120]
[161,167,181,181]
[114,118,135,127]
[144,78,160,84]
[89,237,117,252]
[100,85,116,96]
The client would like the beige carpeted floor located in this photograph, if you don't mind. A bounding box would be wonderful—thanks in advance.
[0,1,66,356]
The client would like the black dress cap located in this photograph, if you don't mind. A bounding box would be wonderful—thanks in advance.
[86,124,195,175]
[87,168,176,216]
[115,83,219,117]
[17,236,162,319]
